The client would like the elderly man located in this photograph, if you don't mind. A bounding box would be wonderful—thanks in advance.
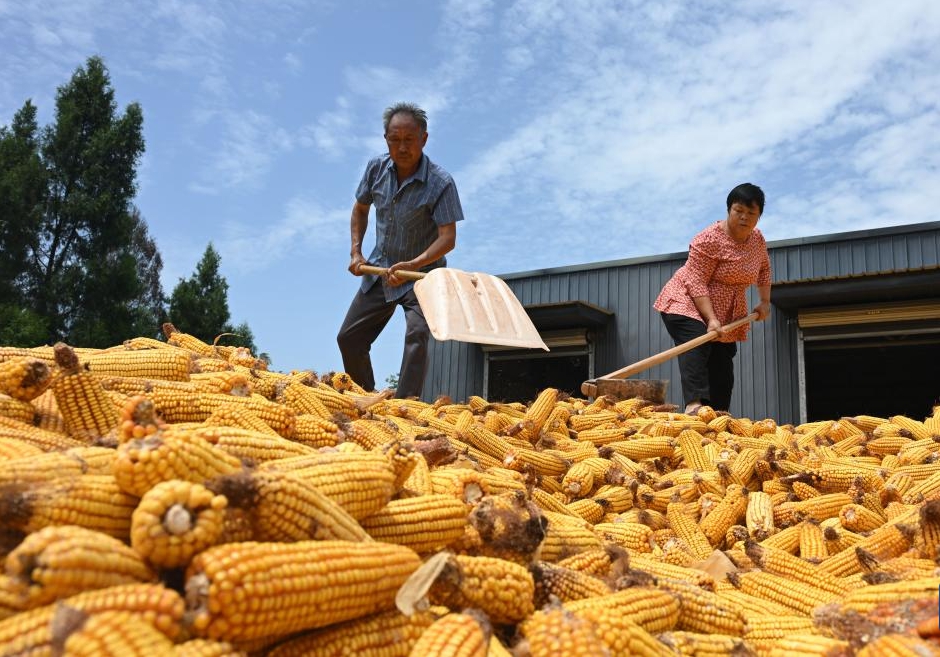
[337,102,464,398]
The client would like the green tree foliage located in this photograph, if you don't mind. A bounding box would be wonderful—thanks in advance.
[0,102,48,344]
[0,56,165,346]
[169,243,259,355]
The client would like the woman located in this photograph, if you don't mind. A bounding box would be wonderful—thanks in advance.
[653,183,772,414]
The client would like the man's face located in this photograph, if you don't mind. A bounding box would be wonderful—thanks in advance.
[385,113,427,172]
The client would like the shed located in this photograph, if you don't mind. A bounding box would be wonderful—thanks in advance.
[423,221,940,425]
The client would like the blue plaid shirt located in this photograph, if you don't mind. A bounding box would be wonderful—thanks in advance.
[356,153,464,301]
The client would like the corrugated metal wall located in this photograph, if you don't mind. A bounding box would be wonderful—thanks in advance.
[425,222,940,423]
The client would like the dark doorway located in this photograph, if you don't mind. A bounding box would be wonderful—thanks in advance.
[487,352,589,403]
[804,333,940,421]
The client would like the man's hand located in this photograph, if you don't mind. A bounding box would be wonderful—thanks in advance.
[348,253,366,276]
[706,317,725,337]
[386,261,417,287]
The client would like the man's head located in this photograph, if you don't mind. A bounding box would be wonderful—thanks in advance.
[383,102,428,174]
[726,183,765,215]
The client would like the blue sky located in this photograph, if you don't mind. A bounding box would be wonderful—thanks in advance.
[3,0,939,385]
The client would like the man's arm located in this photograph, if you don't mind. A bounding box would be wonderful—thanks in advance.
[387,222,457,286]
[348,201,370,275]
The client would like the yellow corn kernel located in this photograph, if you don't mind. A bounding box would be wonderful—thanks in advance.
[360,495,467,553]
[174,638,246,657]
[205,469,370,543]
[745,491,775,541]
[530,561,612,606]
[131,480,228,568]
[594,521,654,553]
[840,577,940,613]
[162,322,216,357]
[1,474,137,540]
[407,610,490,657]
[0,357,52,401]
[659,631,750,656]
[114,427,243,497]
[745,539,849,597]
[426,554,534,624]
[767,633,851,656]
[727,570,839,615]
[857,633,940,656]
[653,577,747,636]
[520,602,610,657]
[184,540,421,642]
[5,525,155,609]
[50,343,120,440]
[0,582,185,651]
[265,608,437,657]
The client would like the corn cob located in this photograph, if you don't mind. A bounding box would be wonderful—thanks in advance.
[594,521,654,552]
[0,394,39,426]
[424,553,535,624]
[206,469,369,543]
[184,540,421,642]
[84,348,192,381]
[1,473,137,540]
[163,322,216,357]
[627,553,717,590]
[530,561,611,606]
[289,413,342,447]
[726,570,838,615]
[458,492,547,565]
[5,524,155,609]
[406,610,490,657]
[179,425,314,463]
[174,639,246,657]
[819,521,917,577]
[266,608,438,657]
[114,426,243,497]
[562,586,679,636]
[0,357,52,402]
[0,582,185,652]
[744,539,849,597]
[0,437,44,461]
[131,480,228,568]
[714,587,796,617]
[699,484,748,546]
[259,448,398,515]
[840,577,940,613]
[652,577,747,636]
[742,615,820,651]
[658,631,750,656]
[519,601,611,657]
[360,494,468,553]
[555,543,630,579]
[798,518,828,561]
[604,436,675,460]
[767,634,851,656]
[539,512,604,562]
[858,633,940,656]
[49,343,120,440]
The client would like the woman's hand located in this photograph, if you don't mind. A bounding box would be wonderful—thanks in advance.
[754,300,771,321]
[706,317,724,337]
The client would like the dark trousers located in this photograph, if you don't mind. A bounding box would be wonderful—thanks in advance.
[336,283,430,399]
[660,312,737,411]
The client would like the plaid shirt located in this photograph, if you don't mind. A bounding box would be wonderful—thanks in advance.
[356,153,464,301]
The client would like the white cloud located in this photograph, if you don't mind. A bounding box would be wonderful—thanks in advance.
[218,194,347,272]
[189,110,294,194]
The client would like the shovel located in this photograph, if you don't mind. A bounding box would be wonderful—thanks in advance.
[580,312,758,401]
[358,265,549,351]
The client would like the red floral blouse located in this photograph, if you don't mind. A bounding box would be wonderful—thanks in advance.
[653,222,771,342]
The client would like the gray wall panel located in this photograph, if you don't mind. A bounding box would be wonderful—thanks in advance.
[423,222,940,424]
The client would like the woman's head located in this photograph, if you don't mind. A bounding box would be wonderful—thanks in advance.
[726,183,765,215]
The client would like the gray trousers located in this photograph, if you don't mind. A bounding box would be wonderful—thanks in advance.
[336,283,430,399]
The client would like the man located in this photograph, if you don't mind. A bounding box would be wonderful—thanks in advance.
[337,102,464,399]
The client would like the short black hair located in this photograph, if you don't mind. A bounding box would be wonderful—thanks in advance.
[383,102,428,134]
[727,183,765,214]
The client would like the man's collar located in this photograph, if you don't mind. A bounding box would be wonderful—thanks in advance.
[385,153,429,183]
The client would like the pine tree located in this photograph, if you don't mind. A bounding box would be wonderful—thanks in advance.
[169,243,258,355]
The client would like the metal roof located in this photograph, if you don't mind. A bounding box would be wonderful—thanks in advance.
[499,220,940,281]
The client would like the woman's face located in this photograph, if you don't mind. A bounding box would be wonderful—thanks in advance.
[726,202,761,242]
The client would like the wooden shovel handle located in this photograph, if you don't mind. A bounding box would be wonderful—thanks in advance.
[357,265,426,282]
[598,312,759,382]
